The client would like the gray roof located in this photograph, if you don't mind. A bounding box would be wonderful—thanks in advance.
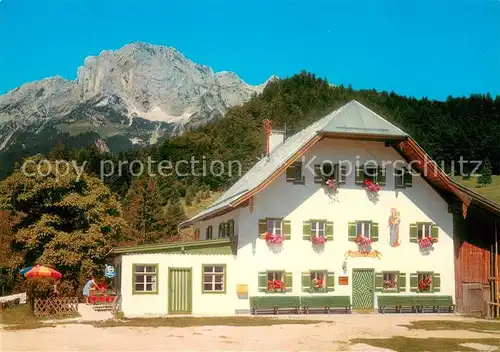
[321,100,407,137]
[179,100,408,227]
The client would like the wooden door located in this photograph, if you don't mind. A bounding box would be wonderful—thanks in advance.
[168,268,192,314]
[352,268,375,309]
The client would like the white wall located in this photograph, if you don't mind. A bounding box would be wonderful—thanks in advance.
[120,253,237,317]
[234,139,455,309]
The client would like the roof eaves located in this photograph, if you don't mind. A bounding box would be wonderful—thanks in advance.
[112,238,232,255]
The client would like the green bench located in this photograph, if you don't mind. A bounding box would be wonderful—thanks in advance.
[378,295,417,313]
[417,295,455,313]
[300,296,352,314]
[249,296,301,315]
[378,295,455,313]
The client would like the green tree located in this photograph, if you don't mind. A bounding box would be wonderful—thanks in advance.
[478,158,493,186]
[123,176,167,244]
[163,199,187,237]
[0,155,131,289]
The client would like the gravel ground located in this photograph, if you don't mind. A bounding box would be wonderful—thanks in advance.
[2,314,499,351]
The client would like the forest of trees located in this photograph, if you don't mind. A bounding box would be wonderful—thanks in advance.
[0,72,499,294]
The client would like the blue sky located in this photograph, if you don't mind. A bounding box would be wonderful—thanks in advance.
[0,0,499,100]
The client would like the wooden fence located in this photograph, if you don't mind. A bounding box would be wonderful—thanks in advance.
[34,297,78,317]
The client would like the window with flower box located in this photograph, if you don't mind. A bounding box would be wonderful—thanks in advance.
[302,220,334,241]
[348,221,379,241]
[202,264,226,293]
[375,272,406,292]
[258,271,292,293]
[313,162,347,185]
[258,218,291,240]
[132,264,158,294]
[410,272,440,292]
[301,270,335,293]
[409,223,439,243]
[355,164,387,186]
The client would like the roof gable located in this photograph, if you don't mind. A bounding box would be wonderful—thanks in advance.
[320,100,407,137]
[179,100,411,227]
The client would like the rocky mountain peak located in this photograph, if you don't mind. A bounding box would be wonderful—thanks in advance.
[0,42,275,154]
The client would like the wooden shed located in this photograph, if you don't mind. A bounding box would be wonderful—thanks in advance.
[450,184,500,318]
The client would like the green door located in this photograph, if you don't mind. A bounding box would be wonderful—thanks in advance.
[168,268,192,314]
[352,269,375,309]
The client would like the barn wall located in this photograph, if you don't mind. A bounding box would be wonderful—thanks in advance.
[454,205,499,316]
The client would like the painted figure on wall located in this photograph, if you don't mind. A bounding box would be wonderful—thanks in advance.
[388,208,401,247]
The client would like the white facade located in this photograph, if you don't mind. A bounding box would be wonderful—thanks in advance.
[118,138,455,316]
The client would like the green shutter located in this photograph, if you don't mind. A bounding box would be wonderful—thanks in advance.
[301,271,311,292]
[326,272,335,292]
[371,222,379,241]
[314,164,323,183]
[395,168,405,189]
[286,165,295,182]
[303,220,311,240]
[404,169,413,187]
[409,223,418,243]
[375,272,384,292]
[378,166,387,186]
[258,272,267,292]
[398,273,407,292]
[355,166,365,185]
[410,273,418,292]
[432,273,441,292]
[348,222,357,241]
[284,272,293,292]
[326,221,334,240]
[338,165,347,184]
[258,219,267,239]
[431,224,439,240]
[283,220,291,240]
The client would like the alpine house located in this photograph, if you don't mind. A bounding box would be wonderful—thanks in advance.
[111,100,500,317]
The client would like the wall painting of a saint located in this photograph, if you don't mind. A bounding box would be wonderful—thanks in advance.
[388,208,401,247]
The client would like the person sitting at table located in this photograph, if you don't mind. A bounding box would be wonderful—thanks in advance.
[83,276,97,305]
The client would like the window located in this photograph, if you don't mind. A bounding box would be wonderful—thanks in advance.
[395,167,405,188]
[228,220,235,237]
[311,220,326,237]
[133,265,158,294]
[356,221,372,238]
[267,219,282,235]
[286,161,305,184]
[218,223,225,238]
[267,271,284,281]
[203,265,226,293]
[310,271,326,290]
[206,225,213,240]
[418,272,433,292]
[383,272,398,291]
[364,166,378,182]
[417,223,432,239]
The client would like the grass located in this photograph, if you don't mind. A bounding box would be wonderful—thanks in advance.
[0,304,80,330]
[181,191,222,219]
[453,175,500,204]
[401,320,500,333]
[91,316,327,328]
[351,337,500,352]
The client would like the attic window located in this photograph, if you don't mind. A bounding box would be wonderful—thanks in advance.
[286,161,305,185]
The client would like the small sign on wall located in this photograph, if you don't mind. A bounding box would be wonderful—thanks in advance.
[236,284,248,294]
[338,276,349,285]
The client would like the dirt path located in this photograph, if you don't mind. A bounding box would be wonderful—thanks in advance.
[2,314,499,351]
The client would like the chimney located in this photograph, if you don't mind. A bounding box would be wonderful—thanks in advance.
[265,119,285,157]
